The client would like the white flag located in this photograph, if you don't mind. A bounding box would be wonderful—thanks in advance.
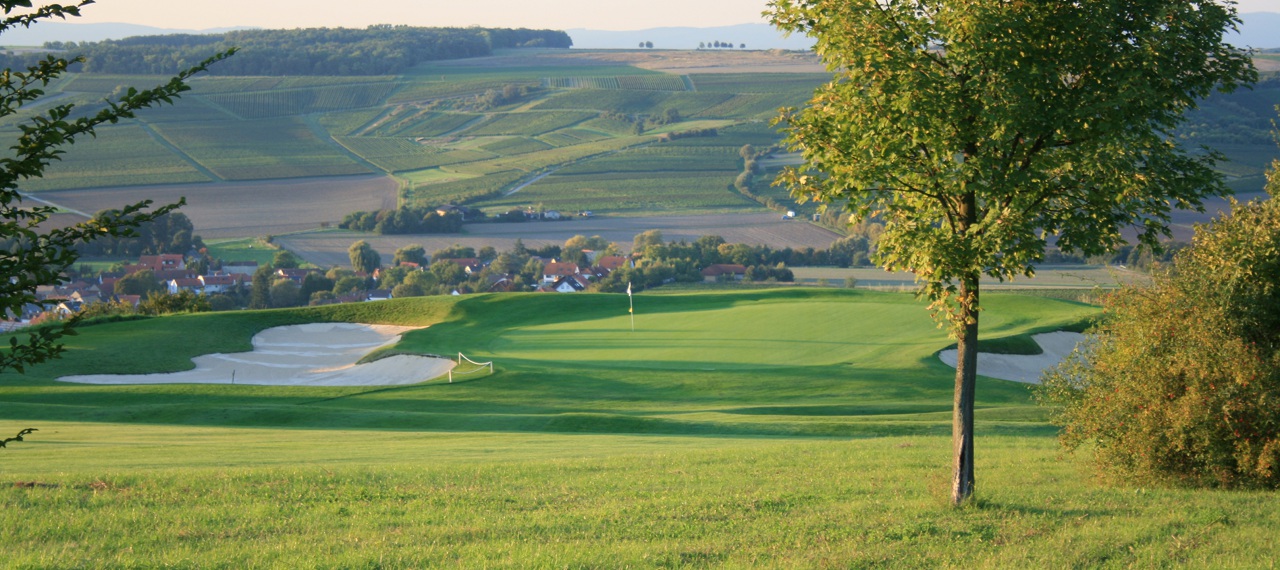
[626,282,632,298]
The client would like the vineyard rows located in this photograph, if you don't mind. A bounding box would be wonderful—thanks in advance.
[205,83,399,119]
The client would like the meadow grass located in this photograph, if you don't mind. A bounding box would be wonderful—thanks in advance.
[204,237,284,266]
[4,289,1276,566]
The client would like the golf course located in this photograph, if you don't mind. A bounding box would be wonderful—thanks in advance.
[4,289,1278,567]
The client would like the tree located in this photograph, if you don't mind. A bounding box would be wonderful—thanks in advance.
[1,2,232,373]
[249,265,273,309]
[271,250,300,269]
[348,240,380,274]
[114,270,163,297]
[632,229,664,252]
[768,0,1255,504]
[393,244,428,267]
[1041,175,1280,488]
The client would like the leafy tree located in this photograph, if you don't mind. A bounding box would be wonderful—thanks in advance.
[138,290,210,316]
[632,230,664,252]
[248,265,273,309]
[271,250,300,269]
[1040,168,1280,488]
[269,279,303,308]
[431,244,476,260]
[393,244,428,266]
[332,275,364,296]
[429,260,466,287]
[0,1,231,373]
[768,0,1255,504]
[348,240,381,274]
[299,272,335,301]
[391,282,425,298]
[113,270,163,297]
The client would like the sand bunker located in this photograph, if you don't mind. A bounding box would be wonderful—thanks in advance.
[938,331,1085,384]
[59,323,454,386]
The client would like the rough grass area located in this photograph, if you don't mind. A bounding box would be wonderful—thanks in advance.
[4,426,1278,568]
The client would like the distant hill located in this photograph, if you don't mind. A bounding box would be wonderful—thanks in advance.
[571,13,1280,51]
[7,14,1275,51]
[0,23,253,46]
[568,23,814,51]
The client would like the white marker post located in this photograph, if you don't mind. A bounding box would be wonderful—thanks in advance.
[627,281,634,332]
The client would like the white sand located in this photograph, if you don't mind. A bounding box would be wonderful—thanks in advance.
[937,331,1085,384]
[58,323,455,386]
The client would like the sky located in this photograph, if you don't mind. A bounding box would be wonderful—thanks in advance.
[62,0,1280,32]
[65,0,779,31]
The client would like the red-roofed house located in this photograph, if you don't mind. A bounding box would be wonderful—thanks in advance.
[541,262,580,283]
[137,254,185,272]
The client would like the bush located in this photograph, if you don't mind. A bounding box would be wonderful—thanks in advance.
[1039,180,1280,488]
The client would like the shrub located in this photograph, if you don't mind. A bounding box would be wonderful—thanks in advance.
[1039,179,1280,488]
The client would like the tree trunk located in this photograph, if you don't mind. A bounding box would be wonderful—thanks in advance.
[951,276,980,505]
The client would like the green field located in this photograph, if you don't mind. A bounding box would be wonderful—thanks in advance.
[16,49,1276,222]
[6,289,1278,566]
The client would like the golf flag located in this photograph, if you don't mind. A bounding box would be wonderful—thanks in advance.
[626,282,633,313]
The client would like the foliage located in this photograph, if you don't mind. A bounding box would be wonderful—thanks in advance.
[339,207,462,235]
[1040,179,1280,488]
[0,4,229,372]
[768,0,1255,503]
[75,212,199,257]
[348,240,381,274]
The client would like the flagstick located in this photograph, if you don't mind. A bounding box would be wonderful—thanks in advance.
[627,281,635,332]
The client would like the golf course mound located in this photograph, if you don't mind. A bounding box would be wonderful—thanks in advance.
[58,322,454,386]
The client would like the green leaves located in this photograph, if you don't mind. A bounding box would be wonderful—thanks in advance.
[1,4,234,374]
[768,0,1255,331]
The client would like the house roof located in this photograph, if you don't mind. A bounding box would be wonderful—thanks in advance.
[543,262,579,276]
[596,256,630,271]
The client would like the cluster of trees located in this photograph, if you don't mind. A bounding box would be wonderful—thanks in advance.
[471,84,539,111]
[655,127,717,143]
[339,207,464,235]
[637,41,654,49]
[22,27,571,76]
[697,41,745,49]
[72,212,202,258]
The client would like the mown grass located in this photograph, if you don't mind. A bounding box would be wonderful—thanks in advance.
[4,425,1278,568]
[5,289,1275,566]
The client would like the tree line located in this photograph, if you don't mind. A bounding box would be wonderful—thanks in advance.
[16,26,572,76]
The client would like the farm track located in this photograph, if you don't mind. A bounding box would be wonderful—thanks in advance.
[305,115,386,175]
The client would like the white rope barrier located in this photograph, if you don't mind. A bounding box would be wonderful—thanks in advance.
[449,353,494,383]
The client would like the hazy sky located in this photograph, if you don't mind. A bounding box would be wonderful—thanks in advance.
[67,0,777,31]
[63,0,1280,32]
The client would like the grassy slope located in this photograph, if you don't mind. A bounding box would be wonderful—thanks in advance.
[5,290,1279,566]
[1,290,1093,437]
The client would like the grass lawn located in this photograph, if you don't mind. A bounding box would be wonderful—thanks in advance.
[4,289,1276,566]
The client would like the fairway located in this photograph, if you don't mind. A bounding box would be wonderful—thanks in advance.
[491,299,940,369]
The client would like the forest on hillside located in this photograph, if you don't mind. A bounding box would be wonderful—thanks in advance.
[3,26,572,76]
